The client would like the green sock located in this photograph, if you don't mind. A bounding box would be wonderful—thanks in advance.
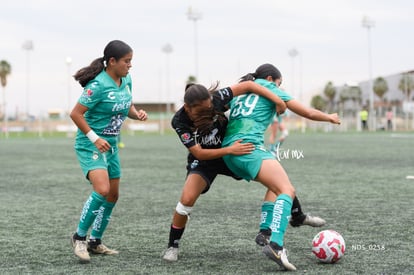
[76,191,105,237]
[90,201,115,239]
[259,201,275,230]
[269,194,293,247]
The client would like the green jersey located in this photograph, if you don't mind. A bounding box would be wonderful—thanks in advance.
[75,70,133,147]
[223,79,292,147]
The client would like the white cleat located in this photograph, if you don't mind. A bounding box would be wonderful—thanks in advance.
[290,214,326,227]
[263,246,297,271]
[162,247,179,262]
[71,234,90,263]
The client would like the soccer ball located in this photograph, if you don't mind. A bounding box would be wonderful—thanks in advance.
[312,230,346,263]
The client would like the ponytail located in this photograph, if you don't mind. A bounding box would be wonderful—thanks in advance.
[74,57,105,87]
[239,72,257,83]
[240,63,281,83]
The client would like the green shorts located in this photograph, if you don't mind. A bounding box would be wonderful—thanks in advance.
[222,146,274,181]
[75,145,121,180]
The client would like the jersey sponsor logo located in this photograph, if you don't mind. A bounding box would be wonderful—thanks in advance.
[180,133,192,144]
[119,93,129,101]
[108,92,116,100]
[112,100,132,112]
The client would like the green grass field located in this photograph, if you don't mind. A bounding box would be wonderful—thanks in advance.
[1,131,413,274]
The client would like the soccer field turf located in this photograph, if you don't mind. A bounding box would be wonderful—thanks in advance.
[1,131,413,274]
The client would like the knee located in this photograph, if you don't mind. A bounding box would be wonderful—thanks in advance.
[96,189,110,198]
[106,190,119,203]
[179,194,197,207]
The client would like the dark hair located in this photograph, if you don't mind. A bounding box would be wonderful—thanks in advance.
[184,82,226,135]
[74,40,133,87]
[239,63,282,82]
[184,82,220,107]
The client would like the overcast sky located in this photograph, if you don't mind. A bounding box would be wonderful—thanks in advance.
[1,0,413,117]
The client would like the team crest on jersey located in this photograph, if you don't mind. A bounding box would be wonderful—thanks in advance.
[180,133,191,144]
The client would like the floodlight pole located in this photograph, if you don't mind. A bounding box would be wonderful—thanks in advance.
[288,48,299,98]
[22,40,33,119]
[162,44,173,116]
[1,82,8,138]
[187,6,202,80]
[65,57,72,118]
[288,48,306,132]
[362,16,375,131]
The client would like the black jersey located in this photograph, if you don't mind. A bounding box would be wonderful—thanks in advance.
[171,87,233,164]
[172,87,241,192]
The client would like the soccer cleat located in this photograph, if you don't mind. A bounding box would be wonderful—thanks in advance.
[88,239,119,255]
[71,234,90,263]
[262,245,297,271]
[162,247,179,262]
[255,229,271,246]
[290,214,326,227]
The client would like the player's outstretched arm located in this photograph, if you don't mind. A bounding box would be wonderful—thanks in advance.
[286,99,341,124]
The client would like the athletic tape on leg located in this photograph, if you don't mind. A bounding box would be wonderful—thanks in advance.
[176,202,193,217]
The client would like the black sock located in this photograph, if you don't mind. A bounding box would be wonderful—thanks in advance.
[269,241,283,251]
[168,225,185,248]
[88,238,101,247]
[291,196,305,219]
[73,232,86,241]
[259,228,272,236]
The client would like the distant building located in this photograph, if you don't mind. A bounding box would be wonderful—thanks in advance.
[358,70,413,107]
[132,102,175,113]
[332,70,414,116]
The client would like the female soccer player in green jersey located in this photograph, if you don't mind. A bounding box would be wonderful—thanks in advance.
[162,81,326,263]
[222,63,340,271]
[69,40,147,263]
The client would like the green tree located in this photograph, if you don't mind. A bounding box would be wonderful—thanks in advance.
[0,60,11,137]
[398,73,414,101]
[373,77,389,115]
[373,77,389,101]
[310,95,327,111]
[0,60,11,88]
[323,81,336,112]
[339,85,362,116]
[186,75,197,85]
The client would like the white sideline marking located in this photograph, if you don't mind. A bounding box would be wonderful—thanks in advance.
[406,175,414,180]
[391,134,414,138]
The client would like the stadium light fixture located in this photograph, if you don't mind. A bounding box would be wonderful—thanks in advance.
[362,15,375,130]
[187,6,202,79]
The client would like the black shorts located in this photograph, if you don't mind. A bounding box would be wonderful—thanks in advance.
[186,158,242,194]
